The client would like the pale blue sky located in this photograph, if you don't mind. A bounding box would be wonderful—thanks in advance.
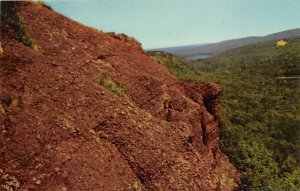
[45,0,300,49]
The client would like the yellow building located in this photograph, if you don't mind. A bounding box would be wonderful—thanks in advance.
[276,40,288,46]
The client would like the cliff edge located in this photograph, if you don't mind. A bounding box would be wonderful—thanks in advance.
[0,2,240,191]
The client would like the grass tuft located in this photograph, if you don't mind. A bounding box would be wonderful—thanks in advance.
[98,74,126,97]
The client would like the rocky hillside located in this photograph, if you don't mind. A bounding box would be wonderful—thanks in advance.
[0,2,240,190]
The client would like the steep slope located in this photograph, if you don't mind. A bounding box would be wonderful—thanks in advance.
[0,2,240,191]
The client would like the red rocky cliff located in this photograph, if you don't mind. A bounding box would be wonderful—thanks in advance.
[0,2,240,191]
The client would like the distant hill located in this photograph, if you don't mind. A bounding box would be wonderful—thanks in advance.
[154,28,300,60]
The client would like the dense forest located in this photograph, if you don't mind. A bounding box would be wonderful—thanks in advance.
[150,38,300,191]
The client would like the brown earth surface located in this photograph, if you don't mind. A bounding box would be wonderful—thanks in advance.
[0,2,240,191]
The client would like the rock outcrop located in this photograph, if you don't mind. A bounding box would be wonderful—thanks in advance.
[0,2,240,191]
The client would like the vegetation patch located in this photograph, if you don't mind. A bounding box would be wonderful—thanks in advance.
[98,74,126,97]
[1,1,36,49]
[149,51,201,83]
[150,38,300,191]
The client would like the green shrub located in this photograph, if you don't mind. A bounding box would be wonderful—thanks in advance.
[98,74,126,97]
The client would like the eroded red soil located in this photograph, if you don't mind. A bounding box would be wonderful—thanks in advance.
[0,2,240,191]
